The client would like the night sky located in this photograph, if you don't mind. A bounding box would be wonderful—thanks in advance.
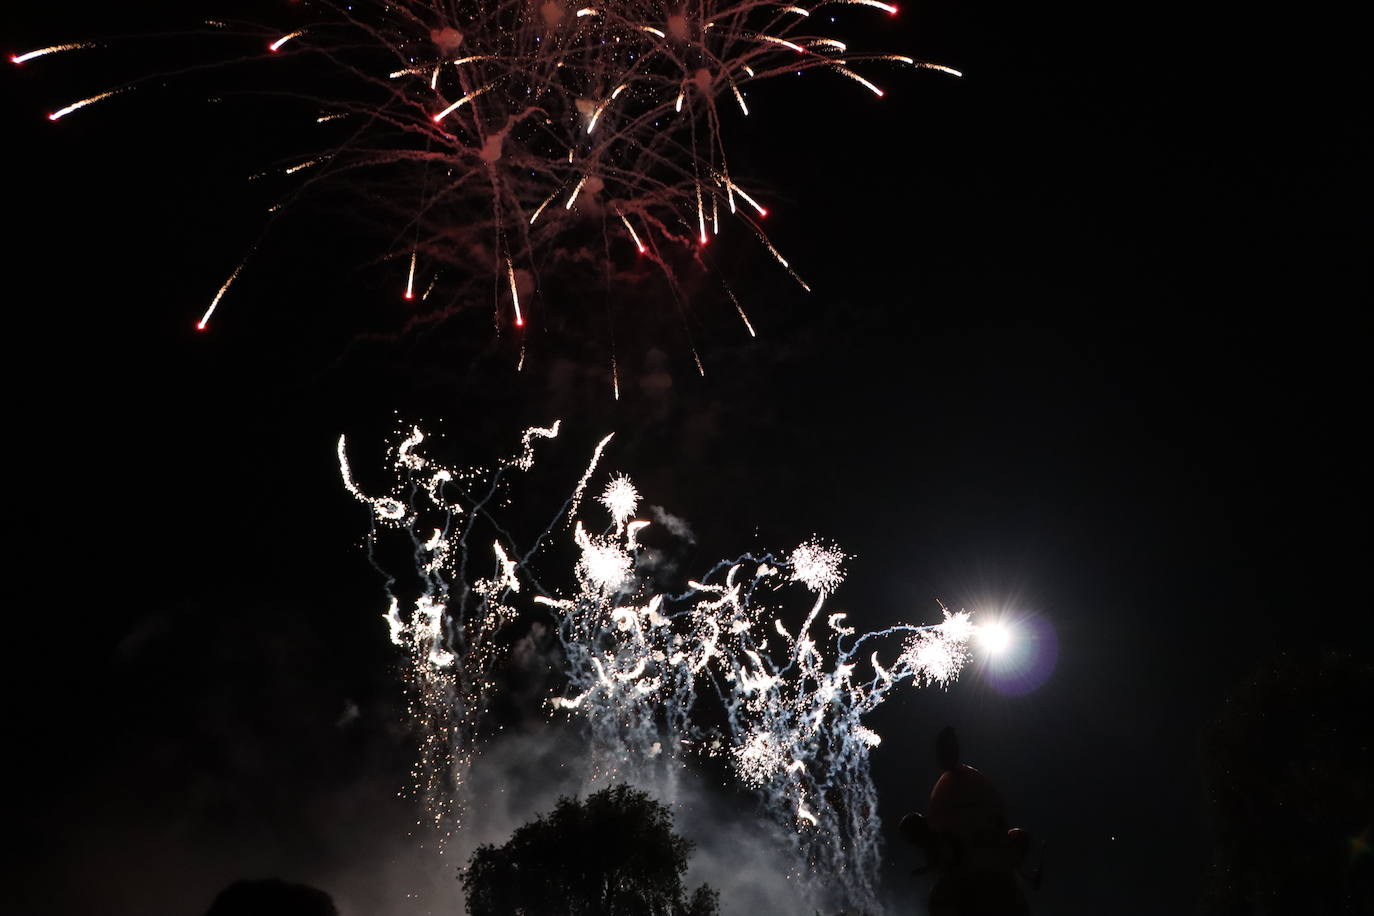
[4,2,1369,914]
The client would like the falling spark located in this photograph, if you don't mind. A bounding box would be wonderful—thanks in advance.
[587,89,624,134]
[837,0,898,11]
[617,208,646,253]
[728,290,757,337]
[269,30,304,52]
[834,66,884,96]
[919,62,963,76]
[404,250,417,300]
[47,88,122,121]
[433,83,493,122]
[11,43,95,65]
[529,190,558,225]
[506,258,524,326]
[197,261,244,330]
[728,180,767,217]
[565,174,588,209]
[731,82,750,115]
[756,34,807,53]
[696,186,708,245]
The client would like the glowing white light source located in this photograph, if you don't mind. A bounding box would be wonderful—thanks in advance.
[978,620,1014,655]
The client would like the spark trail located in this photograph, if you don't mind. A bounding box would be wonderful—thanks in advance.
[340,424,988,911]
[16,1,959,372]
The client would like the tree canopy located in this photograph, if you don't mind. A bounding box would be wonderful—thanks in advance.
[203,878,338,916]
[462,784,719,916]
[1204,651,1373,913]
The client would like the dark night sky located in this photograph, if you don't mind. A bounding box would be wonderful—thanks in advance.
[3,1,1369,914]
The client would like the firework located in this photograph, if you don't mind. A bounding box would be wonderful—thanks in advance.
[340,423,991,910]
[16,1,959,367]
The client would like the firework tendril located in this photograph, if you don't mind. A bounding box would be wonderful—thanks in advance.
[17,1,959,361]
[340,423,982,911]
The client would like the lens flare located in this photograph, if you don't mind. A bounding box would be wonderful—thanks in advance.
[978,619,1014,655]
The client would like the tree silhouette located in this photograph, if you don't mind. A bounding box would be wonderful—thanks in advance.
[1203,651,1374,914]
[462,784,719,916]
[203,878,338,916]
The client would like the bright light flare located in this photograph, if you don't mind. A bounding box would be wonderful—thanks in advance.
[977,620,1014,656]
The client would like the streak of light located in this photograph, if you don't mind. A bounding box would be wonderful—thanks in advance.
[565,175,588,209]
[506,258,524,326]
[269,31,304,52]
[732,83,749,114]
[48,89,121,121]
[727,180,767,217]
[756,35,806,53]
[530,190,558,224]
[834,66,884,96]
[12,43,95,64]
[197,261,245,330]
[433,83,493,122]
[617,208,647,253]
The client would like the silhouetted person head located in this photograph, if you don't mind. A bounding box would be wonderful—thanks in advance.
[203,878,338,916]
[901,727,1035,914]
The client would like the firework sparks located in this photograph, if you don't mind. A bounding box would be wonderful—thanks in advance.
[47,88,122,121]
[197,261,245,330]
[342,424,984,909]
[19,0,960,364]
[11,43,95,65]
[268,30,304,53]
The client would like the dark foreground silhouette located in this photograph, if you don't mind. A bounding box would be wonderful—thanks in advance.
[203,878,338,916]
[1204,651,1373,914]
[462,783,719,916]
[900,727,1037,916]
